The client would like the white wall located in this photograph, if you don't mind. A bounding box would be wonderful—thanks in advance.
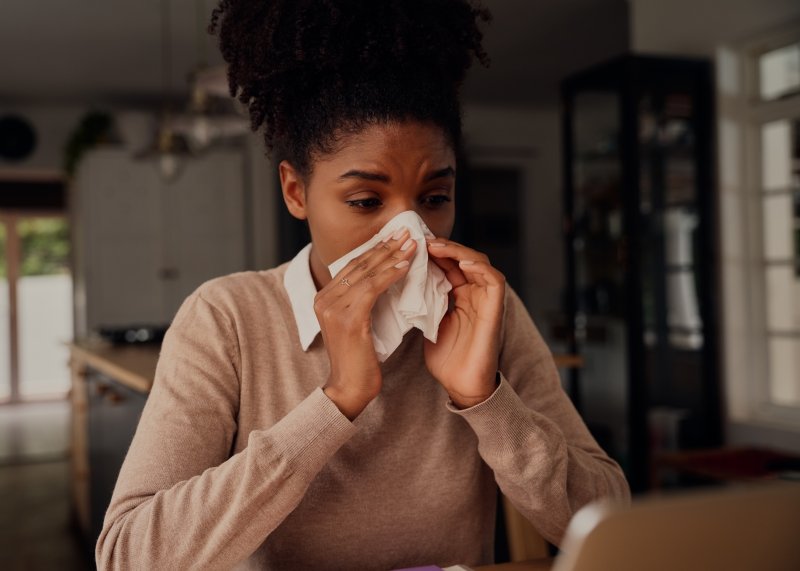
[631,0,800,55]
[246,133,281,271]
[0,104,90,173]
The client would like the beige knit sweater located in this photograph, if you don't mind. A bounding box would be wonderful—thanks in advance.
[96,263,629,570]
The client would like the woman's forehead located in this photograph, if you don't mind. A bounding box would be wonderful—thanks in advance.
[317,121,455,167]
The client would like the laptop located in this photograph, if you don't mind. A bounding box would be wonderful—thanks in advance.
[553,481,800,571]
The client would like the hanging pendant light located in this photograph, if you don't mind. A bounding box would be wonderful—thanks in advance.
[167,83,248,152]
[167,0,248,152]
[153,126,191,182]
[136,0,191,182]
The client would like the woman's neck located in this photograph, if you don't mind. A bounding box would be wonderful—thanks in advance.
[308,246,332,291]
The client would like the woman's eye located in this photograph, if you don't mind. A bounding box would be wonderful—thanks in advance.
[346,198,382,209]
[422,194,452,208]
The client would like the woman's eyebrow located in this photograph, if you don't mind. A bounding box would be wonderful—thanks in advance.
[337,166,455,183]
[338,170,390,182]
[425,166,455,181]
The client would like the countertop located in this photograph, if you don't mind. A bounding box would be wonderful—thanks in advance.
[69,339,160,393]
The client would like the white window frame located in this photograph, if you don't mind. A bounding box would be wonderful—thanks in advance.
[730,23,800,428]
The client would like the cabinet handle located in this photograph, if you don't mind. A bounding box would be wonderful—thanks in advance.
[158,267,180,280]
[94,383,110,397]
[105,390,125,405]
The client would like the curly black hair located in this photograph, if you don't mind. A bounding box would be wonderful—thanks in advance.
[209,0,490,176]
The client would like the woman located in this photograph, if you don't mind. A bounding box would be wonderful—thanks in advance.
[96,1,629,569]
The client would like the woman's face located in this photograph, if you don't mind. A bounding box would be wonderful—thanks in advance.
[280,121,456,288]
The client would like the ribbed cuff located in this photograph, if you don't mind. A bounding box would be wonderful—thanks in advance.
[446,373,562,455]
[251,387,357,477]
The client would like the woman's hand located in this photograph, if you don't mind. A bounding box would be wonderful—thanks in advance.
[315,228,416,420]
[425,238,505,408]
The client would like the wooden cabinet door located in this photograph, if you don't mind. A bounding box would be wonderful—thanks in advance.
[86,368,148,545]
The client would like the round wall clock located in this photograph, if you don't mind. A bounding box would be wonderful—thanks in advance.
[0,115,37,161]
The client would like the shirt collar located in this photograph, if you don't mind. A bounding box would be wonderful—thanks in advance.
[283,243,321,351]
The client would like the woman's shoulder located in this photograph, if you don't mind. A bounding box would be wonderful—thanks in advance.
[500,282,549,353]
[189,262,292,318]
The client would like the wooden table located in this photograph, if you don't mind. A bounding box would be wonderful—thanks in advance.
[551,354,583,369]
[652,446,800,488]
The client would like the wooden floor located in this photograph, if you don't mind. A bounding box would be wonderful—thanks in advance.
[0,401,91,570]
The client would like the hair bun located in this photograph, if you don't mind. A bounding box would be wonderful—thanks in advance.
[209,0,490,173]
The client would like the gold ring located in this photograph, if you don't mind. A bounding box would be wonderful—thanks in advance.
[340,277,351,287]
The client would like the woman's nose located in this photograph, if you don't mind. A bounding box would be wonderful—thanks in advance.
[373,207,419,234]
[384,199,422,221]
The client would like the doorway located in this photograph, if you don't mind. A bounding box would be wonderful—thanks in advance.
[1,176,72,404]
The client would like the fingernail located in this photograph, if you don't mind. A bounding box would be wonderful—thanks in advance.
[391,227,408,240]
[459,260,475,265]
[394,260,410,269]
[400,238,414,251]
[381,233,393,243]
[429,242,446,248]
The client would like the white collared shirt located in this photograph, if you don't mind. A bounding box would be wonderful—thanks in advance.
[283,243,322,350]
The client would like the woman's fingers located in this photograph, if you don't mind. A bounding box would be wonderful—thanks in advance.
[427,238,503,289]
[458,259,504,289]
[313,228,419,419]
[427,252,467,288]
[315,227,416,312]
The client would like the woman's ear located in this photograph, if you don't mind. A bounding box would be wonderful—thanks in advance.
[279,160,307,220]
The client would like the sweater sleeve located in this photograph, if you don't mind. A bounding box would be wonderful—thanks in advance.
[447,286,630,546]
[95,290,357,570]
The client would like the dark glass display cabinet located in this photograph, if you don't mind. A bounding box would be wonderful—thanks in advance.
[560,55,723,492]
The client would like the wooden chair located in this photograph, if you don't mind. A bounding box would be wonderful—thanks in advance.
[501,494,549,561]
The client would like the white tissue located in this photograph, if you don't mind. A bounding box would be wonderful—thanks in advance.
[327,211,452,362]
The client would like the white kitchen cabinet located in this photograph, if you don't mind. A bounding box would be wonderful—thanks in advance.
[71,146,247,334]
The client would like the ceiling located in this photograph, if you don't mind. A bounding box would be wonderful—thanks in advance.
[0,0,629,108]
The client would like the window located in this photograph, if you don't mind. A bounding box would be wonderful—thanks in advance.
[759,42,800,101]
[745,31,800,421]
[759,119,800,407]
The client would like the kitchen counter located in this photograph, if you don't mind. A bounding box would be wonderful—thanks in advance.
[68,339,159,547]
[69,339,160,393]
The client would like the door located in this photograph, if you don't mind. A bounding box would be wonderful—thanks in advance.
[0,213,72,402]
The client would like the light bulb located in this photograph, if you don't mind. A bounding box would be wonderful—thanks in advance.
[158,152,182,182]
[190,116,214,149]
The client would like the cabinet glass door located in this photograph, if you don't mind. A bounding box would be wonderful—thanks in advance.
[0,221,9,401]
[570,90,630,469]
[638,90,708,455]
[563,55,719,492]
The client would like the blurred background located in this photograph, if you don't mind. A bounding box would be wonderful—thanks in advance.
[1,0,799,569]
